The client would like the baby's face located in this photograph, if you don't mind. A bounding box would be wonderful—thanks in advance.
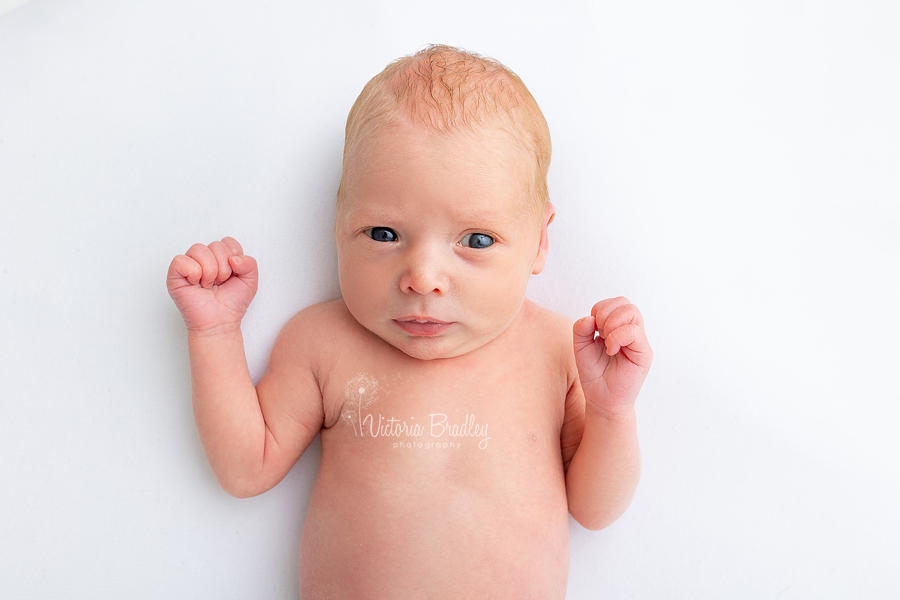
[336,122,549,360]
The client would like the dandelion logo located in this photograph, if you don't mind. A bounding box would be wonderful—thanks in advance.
[342,373,380,436]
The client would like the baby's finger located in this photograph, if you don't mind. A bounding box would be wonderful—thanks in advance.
[601,303,644,340]
[185,243,218,288]
[208,240,234,285]
[167,254,202,288]
[221,236,243,256]
[605,324,653,367]
[591,297,631,337]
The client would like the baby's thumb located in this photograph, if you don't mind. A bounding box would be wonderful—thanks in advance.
[573,315,606,381]
[573,316,599,355]
[228,255,259,289]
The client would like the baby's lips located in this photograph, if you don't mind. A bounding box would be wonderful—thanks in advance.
[394,318,454,337]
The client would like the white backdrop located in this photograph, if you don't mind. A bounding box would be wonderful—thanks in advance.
[1,0,898,598]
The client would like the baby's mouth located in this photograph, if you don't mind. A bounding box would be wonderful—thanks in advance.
[393,318,453,337]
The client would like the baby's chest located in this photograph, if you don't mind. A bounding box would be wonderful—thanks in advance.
[319,352,568,466]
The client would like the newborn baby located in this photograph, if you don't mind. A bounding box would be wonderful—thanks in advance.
[167,45,652,599]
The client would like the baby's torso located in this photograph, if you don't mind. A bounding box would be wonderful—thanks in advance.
[299,300,575,599]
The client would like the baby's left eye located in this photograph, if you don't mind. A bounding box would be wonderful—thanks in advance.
[460,233,494,249]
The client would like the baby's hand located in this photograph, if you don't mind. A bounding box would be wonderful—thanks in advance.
[166,237,259,333]
[573,297,653,418]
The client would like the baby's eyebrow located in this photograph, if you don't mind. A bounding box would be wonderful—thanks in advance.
[345,207,405,224]
[346,206,509,229]
[449,208,510,230]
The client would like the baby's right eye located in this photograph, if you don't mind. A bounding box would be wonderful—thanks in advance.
[365,227,398,242]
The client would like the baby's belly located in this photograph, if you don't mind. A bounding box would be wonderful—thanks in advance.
[299,430,571,599]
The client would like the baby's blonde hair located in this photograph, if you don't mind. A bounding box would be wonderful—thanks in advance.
[336,45,551,218]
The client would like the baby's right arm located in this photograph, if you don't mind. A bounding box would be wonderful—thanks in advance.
[166,237,324,498]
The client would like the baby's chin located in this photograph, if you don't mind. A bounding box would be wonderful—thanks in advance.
[383,327,505,361]
[398,347,454,361]
[386,335,472,361]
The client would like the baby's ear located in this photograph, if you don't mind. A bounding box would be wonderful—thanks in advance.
[531,202,556,275]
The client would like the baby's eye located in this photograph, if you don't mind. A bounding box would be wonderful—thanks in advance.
[366,227,398,242]
[460,233,494,249]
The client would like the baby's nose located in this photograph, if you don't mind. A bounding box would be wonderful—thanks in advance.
[399,245,449,295]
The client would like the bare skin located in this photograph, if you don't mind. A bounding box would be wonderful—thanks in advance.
[166,122,652,598]
[296,298,573,598]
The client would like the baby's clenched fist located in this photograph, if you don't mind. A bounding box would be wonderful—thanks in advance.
[166,236,259,333]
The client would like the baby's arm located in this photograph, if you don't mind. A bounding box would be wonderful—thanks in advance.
[564,297,652,530]
[167,237,324,498]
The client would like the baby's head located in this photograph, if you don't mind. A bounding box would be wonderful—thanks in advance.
[338,45,551,222]
[335,46,555,360]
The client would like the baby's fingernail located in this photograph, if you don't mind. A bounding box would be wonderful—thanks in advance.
[233,256,243,264]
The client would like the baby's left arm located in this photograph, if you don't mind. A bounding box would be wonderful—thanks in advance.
[564,297,653,530]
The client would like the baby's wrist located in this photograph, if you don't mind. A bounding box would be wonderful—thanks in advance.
[584,401,637,425]
[186,320,243,340]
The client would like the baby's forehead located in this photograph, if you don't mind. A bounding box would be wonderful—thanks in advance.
[344,168,535,230]
[356,118,531,167]
[344,120,539,216]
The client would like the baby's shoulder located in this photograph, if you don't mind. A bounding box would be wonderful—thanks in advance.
[278,298,361,343]
[521,299,575,344]
[517,299,579,388]
[269,298,368,377]
[518,299,578,365]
